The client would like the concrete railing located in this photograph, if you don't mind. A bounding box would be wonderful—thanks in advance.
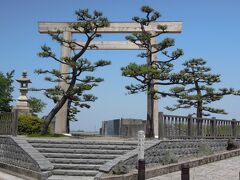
[158,112,239,139]
[0,110,18,136]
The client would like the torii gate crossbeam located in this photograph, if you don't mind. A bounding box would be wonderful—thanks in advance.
[39,21,182,33]
[74,41,144,50]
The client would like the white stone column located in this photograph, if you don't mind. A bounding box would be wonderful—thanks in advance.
[55,31,72,134]
[138,130,145,160]
[146,36,159,138]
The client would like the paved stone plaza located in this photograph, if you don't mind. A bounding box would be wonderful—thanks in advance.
[149,155,240,180]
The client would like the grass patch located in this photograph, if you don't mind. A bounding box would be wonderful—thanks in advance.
[197,143,213,157]
[161,151,178,165]
[27,133,66,138]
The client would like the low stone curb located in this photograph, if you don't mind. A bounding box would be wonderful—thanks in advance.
[0,162,50,180]
[96,148,240,180]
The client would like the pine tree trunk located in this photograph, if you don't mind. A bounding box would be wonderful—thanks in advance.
[66,100,72,133]
[196,100,203,136]
[194,80,203,136]
[196,101,203,118]
[194,80,203,118]
[146,79,155,138]
[41,67,78,135]
[41,96,68,134]
[146,93,154,138]
[66,119,70,133]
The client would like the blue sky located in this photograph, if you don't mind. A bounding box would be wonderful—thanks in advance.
[1,0,240,131]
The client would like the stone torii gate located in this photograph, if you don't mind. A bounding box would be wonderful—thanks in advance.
[38,22,182,136]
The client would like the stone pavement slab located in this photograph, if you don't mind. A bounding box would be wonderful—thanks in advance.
[0,170,26,180]
[148,155,240,180]
[48,175,94,180]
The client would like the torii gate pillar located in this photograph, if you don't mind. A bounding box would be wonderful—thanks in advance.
[54,31,72,134]
[147,36,159,138]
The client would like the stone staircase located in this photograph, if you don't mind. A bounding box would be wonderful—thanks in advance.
[27,138,137,179]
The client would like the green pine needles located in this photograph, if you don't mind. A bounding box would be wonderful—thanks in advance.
[0,70,14,113]
[34,9,111,134]
[166,59,240,118]
[121,6,183,137]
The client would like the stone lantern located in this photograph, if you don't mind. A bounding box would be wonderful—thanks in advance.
[14,71,32,114]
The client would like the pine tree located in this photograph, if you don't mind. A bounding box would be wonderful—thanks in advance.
[167,58,239,118]
[0,70,14,112]
[121,6,183,138]
[28,97,46,115]
[34,9,111,134]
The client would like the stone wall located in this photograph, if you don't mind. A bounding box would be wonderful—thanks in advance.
[98,139,232,174]
[101,118,146,137]
[124,139,228,167]
[102,119,120,136]
[120,119,146,137]
[96,148,240,180]
[0,136,53,179]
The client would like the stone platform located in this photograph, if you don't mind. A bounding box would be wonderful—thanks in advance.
[149,155,240,180]
[1,136,239,180]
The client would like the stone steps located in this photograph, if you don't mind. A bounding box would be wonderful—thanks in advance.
[37,148,128,155]
[31,143,136,150]
[48,175,94,180]
[43,153,119,159]
[48,158,107,165]
[27,139,138,146]
[27,138,137,178]
[53,164,101,170]
[52,169,98,176]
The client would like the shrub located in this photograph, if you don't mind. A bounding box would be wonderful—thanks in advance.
[18,114,43,135]
[227,138,239,150]
[197,143,213,157]
[112,161,129,175]
[27,133,65,138]
[161,151,178,165]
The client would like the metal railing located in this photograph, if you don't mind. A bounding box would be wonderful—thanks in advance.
[158,112,239,139]
[0,110,18,136]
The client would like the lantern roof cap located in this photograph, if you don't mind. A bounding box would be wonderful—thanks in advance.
[16,71,32,83]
